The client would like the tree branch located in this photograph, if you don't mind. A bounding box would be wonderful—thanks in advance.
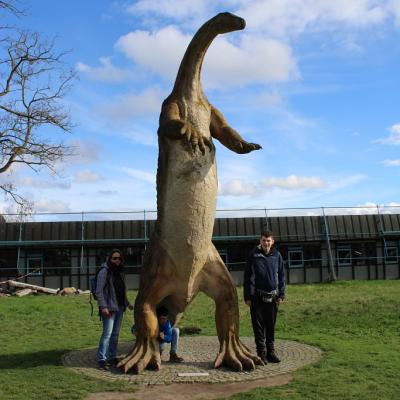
[0,4,75,206]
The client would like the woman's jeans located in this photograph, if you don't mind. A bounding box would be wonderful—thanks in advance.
[97,306,124,362]
[159,327,180,354]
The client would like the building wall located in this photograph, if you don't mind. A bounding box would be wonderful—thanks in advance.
[1,214,399,289]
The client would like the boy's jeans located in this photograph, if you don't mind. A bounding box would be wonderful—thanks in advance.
[159,327,180,354]
[97,306,124,362]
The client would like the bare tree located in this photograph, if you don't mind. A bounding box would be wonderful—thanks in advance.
[0,1,74,211]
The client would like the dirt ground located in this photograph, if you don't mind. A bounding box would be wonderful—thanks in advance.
[85,373,292,400]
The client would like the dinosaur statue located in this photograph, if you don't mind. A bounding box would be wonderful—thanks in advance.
[118,12,262,374]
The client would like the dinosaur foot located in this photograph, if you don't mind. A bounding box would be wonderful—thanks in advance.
[214,335,263,371]
[117,338,161,374]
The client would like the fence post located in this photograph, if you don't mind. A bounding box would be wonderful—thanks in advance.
[144,210,147,250]
[80,211,85,272]
[376,204,386,279]
[17,221,23,276]
[322,207,337,281]
[264,208,270,230]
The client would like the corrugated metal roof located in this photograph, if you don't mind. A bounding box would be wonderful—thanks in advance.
[0,214,399,245]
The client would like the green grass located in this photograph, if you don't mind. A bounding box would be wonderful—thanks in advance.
[1,280,399,399]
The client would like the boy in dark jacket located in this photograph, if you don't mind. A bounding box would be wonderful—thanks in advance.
[244,231,285,364]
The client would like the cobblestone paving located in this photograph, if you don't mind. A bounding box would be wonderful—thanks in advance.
[62,337,322,385]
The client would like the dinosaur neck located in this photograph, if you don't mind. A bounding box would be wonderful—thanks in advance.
[172,13,245,100]
[172,25,216,100]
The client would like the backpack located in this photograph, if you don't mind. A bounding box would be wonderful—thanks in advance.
[89,266,110,316]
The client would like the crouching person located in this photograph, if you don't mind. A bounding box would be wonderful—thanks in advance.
[157,306,184,363]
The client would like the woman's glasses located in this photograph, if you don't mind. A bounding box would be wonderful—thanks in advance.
[111,256,121,260]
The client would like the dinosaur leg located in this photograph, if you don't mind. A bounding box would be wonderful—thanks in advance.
[117,242,177,374]
[117,297,161,374]
[199,245,263,371]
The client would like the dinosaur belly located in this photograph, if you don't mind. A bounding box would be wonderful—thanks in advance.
[158,141,217,277]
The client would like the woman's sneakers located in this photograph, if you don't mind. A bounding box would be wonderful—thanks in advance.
[98,357,122,370]
[98,360,109,370]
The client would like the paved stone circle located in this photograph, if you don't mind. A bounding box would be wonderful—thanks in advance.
[62,337,322,385]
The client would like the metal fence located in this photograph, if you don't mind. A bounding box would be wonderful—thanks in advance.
[1,205,399,287]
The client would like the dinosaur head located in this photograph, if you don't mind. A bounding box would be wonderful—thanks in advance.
[171,12,246,98]
[209,12,246,34]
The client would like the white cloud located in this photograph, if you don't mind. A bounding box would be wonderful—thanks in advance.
[204,34,299,88]
[328,174,367,190]
[219,173,367,198]
[389,0,400,26]
[16,177,70,189]
[260,175,325,189]
[120,167,156,183]
[255,90,284,107]
[219,174,326,196]
[381,159,400,167]
[74,171,103,183]
[125,0,209,21]
[350,201,400,214]
[116,26,188,81]
[68,140,101,164]
[219,179,257,196]
[115,26,299,89]
[237,0,390,37]
[118,126,158,147]
[126,0,393,35]
[373,123,400,145]
[97,190,117,196]
[95,87,163,121]
[72,92,159,147]
[116,0,400,94]
[35,198,71,213]
[76,57,134,83]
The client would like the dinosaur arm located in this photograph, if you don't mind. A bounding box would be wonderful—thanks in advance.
[158,100,213,154]
[158,101,186,140]
[210,106,262,154]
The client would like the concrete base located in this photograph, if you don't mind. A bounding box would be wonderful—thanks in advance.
[62,337,322,385]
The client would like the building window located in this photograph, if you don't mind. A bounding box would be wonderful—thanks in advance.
[303,245,321,268]
[351,242,377,266]
[43,249,71,275]
[217,248,229,269]
[288,248,304,268]
[385,246,398,264]
[27,257,42,275]
[337,246,352,266]
[217,249,228,265]
[123,247,143,267]
[0,249,18,276]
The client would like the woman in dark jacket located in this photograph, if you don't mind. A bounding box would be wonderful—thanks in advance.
[96,249,132,369]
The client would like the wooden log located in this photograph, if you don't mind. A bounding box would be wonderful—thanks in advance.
[14,288,34,297]
[77,289,91,295]
[58,287,77,296]
[8,280,59,295]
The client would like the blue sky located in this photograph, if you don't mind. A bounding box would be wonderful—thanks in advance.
[1,0,400,215]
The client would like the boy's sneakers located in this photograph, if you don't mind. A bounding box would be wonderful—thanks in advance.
[169,352,184,363]
[257,351,268,365]
[267,349,281,363]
